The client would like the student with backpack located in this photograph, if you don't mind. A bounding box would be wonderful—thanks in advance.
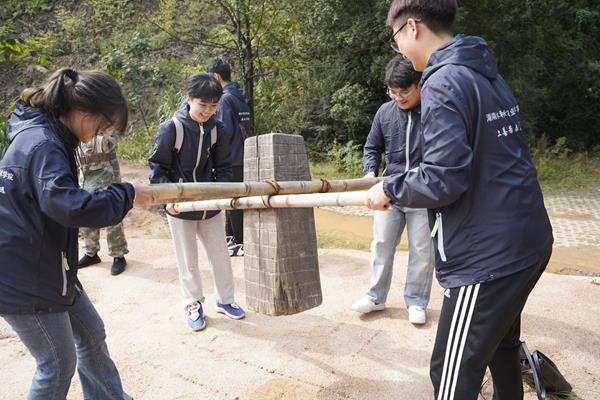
[149,72,245,332]
[366,1,554,399]
[0,67,155,399]
[206,58,253,257]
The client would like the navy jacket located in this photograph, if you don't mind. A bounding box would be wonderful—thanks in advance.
[364,101,422,177]
[216,82,253,167]
[148,102,232,220]
[0,101,134,314]
[383,35,553,288]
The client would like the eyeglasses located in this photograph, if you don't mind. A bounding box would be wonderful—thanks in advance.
[387,87,413,100]
[389,18,422,53]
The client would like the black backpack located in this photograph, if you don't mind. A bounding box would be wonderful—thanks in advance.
[520,341,573,399]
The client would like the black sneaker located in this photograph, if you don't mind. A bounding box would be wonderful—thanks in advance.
[78,254,101,268]
[111,257,127,276]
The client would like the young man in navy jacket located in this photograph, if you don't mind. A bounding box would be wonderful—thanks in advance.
[352,56,435,326]
[206,59,253,257]
[366,1,554,399]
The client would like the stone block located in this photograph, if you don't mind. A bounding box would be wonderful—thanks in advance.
[243,133,322,315]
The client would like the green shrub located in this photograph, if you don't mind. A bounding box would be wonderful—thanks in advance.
[327,139,364,177]
[118,127,155,165]
[0,117,8,160]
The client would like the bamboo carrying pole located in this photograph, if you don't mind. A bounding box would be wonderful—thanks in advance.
[149,177,382,204]
[173,191,372,213]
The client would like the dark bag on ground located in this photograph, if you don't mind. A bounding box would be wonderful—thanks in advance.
[519,341,573,399]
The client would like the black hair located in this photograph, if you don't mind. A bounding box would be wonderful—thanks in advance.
[21,68,128,134]
[206,58,232,82]
[385,56,422,89]
[186,72,223,103]
[386,0,457,35]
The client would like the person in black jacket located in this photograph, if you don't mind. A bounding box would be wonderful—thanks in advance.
[206,59,253,257]
[0,68,155,400]
[149,72,245,332]
[351,56,434,326]
[366,1,554,399]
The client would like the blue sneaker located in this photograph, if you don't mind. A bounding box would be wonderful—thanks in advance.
[216,301,246,320]
[186,301,206,331]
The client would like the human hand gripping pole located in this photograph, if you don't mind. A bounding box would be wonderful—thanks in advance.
[365,181,391,210]
[131,182,158,208]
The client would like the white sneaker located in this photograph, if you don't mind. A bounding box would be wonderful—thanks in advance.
[408,305,426,325]
[351,296,385,313]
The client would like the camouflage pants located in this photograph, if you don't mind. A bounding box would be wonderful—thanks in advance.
[80,160,128,257]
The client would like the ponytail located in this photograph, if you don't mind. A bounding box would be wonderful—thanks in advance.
[21,68,128,134]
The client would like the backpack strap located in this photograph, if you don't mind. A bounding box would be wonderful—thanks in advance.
[173,115,217,153]
[521,342,546,400]
[211,126,217,147]
[172,116,184,153]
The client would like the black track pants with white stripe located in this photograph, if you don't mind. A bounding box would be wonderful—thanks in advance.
[430,252,550,400]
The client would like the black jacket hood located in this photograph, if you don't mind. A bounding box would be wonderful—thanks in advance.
[8,100,79,150]
[223,82,247,102]
[8,101,48,143]
[422,34,498,84]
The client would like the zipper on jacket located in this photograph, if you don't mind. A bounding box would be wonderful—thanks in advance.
[192,124,205,183]
[405,110,412,172]
[430,212,447,262]
[61,251,69,296]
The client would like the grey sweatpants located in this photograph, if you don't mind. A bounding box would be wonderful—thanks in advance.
[167,213,236,309]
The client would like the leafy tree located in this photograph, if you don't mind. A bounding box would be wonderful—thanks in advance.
[1,0,599,159]
[458,0,600,149]
[148,0,295,128]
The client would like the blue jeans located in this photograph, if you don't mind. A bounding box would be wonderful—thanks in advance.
[1,290,132,400]
[367,205,435,308]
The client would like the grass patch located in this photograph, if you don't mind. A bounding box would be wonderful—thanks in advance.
[310,161,363,180]
[535,153,600,193]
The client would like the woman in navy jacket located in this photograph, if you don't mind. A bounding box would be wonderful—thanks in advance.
[0,68,154,399]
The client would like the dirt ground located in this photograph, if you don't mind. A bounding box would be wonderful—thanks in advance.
[1,165,599,399]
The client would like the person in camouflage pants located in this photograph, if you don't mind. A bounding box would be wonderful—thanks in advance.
[77,134,129,275]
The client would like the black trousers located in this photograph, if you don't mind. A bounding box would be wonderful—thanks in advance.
[226,166,244,244]
[430,250,551,400]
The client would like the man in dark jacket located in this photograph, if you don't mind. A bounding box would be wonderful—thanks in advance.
[352,56,434,326]
[207,58,253,256]
[149,72,245,332]
[366,1,554,399]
